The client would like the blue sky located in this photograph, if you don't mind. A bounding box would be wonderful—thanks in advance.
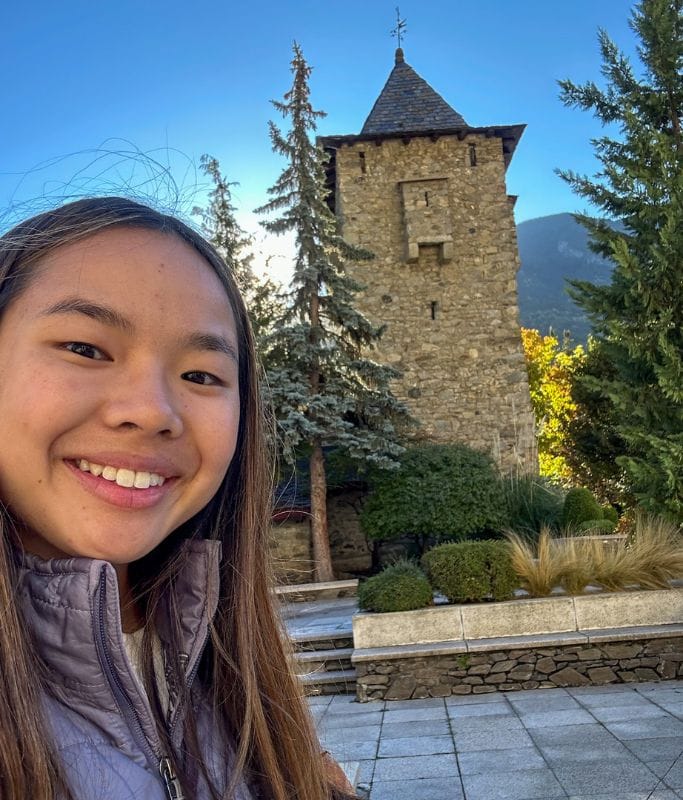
[1,1,638,277]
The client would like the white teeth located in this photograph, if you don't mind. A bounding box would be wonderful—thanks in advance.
[133,471,150,489]
[115,469,135,488]
[102,466,117,481]
[76,460,165,489]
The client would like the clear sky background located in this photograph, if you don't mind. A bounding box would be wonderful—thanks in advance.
[1,1,638,280]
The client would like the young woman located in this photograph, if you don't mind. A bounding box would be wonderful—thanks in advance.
[0,197,355,800]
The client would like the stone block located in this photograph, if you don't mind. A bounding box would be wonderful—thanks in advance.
[508,665,534,681]
[550,667,590,687]
[603,643,642,659]
[429,683,452,698]
[385,675,417,701]
[460,596,576,639]
[489,659,516,673]
[353,606,463,649]
[587,666,617,684]
[634,667,659,681]
[657,660,677,679]
[573,588,683,630]
[472,686,497,694]
[618,670,637,682]
[452,685,473,695]
[484,673,507,684]
[468,664,491,676]
[577,648,604,661]
[536,657,556,674]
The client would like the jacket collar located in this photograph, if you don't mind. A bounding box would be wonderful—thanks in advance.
[15,539,221,763]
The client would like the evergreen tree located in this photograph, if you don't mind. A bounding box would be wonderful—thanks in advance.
[558,0,683,518]
[256,43,410,581]
[194,154,282,351]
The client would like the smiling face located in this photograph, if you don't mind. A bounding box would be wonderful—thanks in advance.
[0,226,240,571]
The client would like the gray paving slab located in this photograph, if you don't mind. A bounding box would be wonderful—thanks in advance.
[520,709,596,728]
[553,761,661,795]
[661,755,683,788]
[378,734,454,757]
[369,777,464,800]
[567,794,679,800]
[447,701,516,718]
[460,767,566,800]
[457,746,547,775]
[319,710,384,727]
[320,724,381,744]
[444,691,513,705]
[382,706,448,724]
[381,719,452,739]
[323,739,380,761]
[587,702,670,723]
[622,736,683,762]
[572,690,653,708]
[450,712,523,733]
[508,695,582,713]
[372,753,460,782]
[605,716,683,740]
[453,726,536,752]
[537,740,636,765]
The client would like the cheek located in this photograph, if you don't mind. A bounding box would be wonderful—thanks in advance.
[199,398,241,484]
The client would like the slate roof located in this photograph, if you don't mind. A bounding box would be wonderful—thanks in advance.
[361,48,467,135]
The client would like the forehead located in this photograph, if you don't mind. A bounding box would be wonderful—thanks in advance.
[24,226,236,333]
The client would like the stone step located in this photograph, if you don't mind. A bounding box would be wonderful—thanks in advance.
[300,668,357,696]
[290,628,354,652]
[294,647,354,674]
[275,579,358,603]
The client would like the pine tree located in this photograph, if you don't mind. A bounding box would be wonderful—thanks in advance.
[557,0,683,518]
[256,43,410,581]
[194,154,282,351]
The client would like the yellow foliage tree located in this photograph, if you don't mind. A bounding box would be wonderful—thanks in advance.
[521,329,585,483]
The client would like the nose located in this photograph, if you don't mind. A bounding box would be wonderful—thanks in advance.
[101,364,184,438]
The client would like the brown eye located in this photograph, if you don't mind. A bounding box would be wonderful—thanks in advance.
[63,342,107,360]
[182,371,223,386]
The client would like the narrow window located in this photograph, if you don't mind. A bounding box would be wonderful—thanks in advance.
[424,191,430,206]
[468,143,477,166]
[430,301,438,320]
[358,151,366,174]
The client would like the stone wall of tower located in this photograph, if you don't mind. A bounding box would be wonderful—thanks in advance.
[334,133,536,471]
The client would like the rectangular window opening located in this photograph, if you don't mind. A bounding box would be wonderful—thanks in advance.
[430,301,438,320]
[358,151,366,174]
[424,191,430,206]
[468,144,477,167]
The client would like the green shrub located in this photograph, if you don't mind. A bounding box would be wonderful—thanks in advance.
[500,473,564,536]
[561,487,603,528]
[602,505,619,524]
[422,541,517,603]
[357,561,433,613]
[577,518,617,534]
[361,444,507,553]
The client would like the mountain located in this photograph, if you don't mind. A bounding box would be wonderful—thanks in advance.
[515,212,615,343]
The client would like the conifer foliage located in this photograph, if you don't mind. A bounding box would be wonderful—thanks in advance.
[558,0,683,518]
[194,154,281,351]
[257,43,409,581]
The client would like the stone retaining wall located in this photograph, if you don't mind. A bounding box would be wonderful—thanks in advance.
[355,635,683,701]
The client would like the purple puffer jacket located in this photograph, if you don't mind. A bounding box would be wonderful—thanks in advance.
[16,540,254,800]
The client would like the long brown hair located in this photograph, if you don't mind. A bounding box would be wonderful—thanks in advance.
[0,198,353,800]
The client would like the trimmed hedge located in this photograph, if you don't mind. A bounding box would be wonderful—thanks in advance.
[577,518,617,534]
[360,443,507,545]
[561,487,603,528]
[358,561,433,613]
[422,540,517,603]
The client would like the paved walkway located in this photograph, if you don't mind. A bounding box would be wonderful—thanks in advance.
[311,680,683,800]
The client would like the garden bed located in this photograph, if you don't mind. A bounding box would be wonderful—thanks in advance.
[351,586,683,701]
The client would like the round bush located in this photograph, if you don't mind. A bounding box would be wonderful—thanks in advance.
[422,541,517,603]
[358,561,433,613]
[577,518,617,534]
[361,444,507,544]
[561,487,603,528]
[602,505,619,524]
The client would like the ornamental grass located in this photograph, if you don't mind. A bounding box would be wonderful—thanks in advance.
[505,512,683,597]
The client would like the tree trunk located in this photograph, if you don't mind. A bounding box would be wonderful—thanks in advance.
[310,443,334,582]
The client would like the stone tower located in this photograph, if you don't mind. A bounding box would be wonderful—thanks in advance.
[320,49,536,471]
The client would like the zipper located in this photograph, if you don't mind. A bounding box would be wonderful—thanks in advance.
[160,757,186,800]
[96,566,181,800]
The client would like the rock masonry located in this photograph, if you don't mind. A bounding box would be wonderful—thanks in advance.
[356,636,683,701]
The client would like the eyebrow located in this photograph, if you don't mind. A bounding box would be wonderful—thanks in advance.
[40,297,239,363]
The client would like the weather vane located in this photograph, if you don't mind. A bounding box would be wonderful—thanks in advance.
[391,7,407,48]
